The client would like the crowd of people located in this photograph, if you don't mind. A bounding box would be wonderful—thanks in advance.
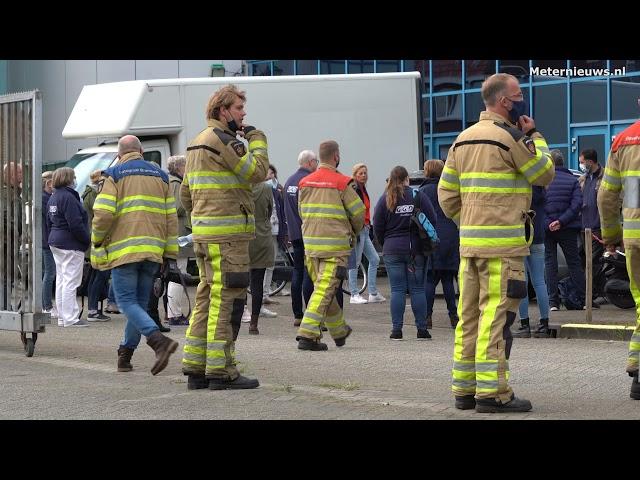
[16,73,640,410]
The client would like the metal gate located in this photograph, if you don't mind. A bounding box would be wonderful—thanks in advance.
[0,90,48,356]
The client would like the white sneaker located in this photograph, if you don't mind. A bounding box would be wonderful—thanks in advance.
[550,306,559,311]
[241,307,251,323]
[350,294,368,304]
[259,307,278,318]
[368,293,386,303]
[43,307,58,318]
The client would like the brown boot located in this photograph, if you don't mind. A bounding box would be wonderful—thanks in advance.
[117,346,134,372]
[293,317,302,327]
[249,314,259,335]
[146,331,178,375]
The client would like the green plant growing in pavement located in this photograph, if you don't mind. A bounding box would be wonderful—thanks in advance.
[318,381,360,391]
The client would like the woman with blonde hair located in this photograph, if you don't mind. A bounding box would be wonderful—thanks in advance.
[348,163,385,304]
[373,166,436,340]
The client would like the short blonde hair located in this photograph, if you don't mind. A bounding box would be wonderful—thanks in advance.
[42,171,53,189]
[319,140,339,162]
[481,73,516,107]
[52,167,75,189]
[206,84,246,120]
[423,159,444,178]
[352,163,367,178]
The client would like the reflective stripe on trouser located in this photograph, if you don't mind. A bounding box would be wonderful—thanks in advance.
[181,241,249,380]
[451,256,522,402]
[625,246,640,374]
[297,256,349,340]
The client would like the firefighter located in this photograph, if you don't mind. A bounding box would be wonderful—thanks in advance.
[438,73,555,413]
[296,140,365,351]
[180,84,268,390]
[91,135,179,375]
[597,108,640,401]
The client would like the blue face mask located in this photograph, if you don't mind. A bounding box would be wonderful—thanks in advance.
[508,99,528,125]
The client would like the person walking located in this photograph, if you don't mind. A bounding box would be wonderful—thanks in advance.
[419,159,460,329]
[373,166,436,340]
[348,163,384,305]
[180,84,268,390]
[296,140,364,351]
[438,73,555,413]
[91,135,179,375]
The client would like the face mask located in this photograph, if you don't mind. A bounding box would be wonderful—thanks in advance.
[267,178,277,188]
[224,110,241,133]
[508,99,528,125]
[579,163,589,174]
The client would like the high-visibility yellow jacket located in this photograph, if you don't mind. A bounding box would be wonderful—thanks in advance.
[598,120,640,245]
[438,111,555,258]
[90,152,178,270]
[180,118,269,243]
[298,163,365,258]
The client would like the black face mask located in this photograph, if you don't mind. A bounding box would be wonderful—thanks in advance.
[508,99,528,125]
[224,111,241,133]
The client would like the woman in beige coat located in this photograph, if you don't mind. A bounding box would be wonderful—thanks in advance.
[246,180,276,334]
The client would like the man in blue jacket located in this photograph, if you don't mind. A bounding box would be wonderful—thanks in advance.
[544,150,586,315]
[283,150,318,326]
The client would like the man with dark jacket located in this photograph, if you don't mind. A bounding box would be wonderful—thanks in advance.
[544,149,585,311]
[283,150,317,325]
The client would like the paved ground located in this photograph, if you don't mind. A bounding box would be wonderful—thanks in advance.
[0,283,638,420]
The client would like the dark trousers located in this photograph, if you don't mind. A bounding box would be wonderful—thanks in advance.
[291,239,314,319]
[545,228,585,306]
[579,228,606,295]
[250,268,266,316]
[426,269,458,317]
[88,268,110,311]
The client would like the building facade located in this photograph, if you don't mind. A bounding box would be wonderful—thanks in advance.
[247,60,640,169]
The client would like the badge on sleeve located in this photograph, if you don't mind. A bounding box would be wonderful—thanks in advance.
[524,137,537,155]
[231,140,247,157]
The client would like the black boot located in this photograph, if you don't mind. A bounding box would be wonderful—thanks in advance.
[117,346,134,372]
[533,318,550,338]
[146,331,179,375]
[297,336,328,351]
[455,395,476,410]
[512,318,531,338]
[449,313,459,329]
[208,375,260,390]
[187,374,209,390]
[631,373,640,400]
[475,394,532,413]
[334,325,352,347]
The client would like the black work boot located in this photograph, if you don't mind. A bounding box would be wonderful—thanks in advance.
[631,373,640,400]
[296,336,328,351]
[117,346,134,372]
[533,318,550,338]
[512,318,531,338]
[449,313,459,329]
[475,394,533,413]
[455,395,476,410]
[334,325,352,347]
[208,375,260,390]
[146,331,179,375]
[187,374,209,390]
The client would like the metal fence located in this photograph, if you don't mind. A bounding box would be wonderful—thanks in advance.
[0,90,48,356]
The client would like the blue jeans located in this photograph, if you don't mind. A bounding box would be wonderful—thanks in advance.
[42,248,56,310]
[111,261,159,349]
[426,269,458,317]
[88,268,110,311]
[519,243,550,320]
[384,254,427,330]
[291,239,314,319]
[348,225,380,296]
[545,228,585,307]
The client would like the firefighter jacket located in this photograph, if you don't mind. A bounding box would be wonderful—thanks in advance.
[598,120,640,246]
[298,163,365,258]
[90,152,178,270]
[180,118,269,243]
[438,110,555,258]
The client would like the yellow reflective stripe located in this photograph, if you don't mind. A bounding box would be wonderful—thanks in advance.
[621,171,640,176]
[601,180,622,192]
[97,194,116,201]
[118,206,168,215]
[235,151,257,181]
[119,194,166,203]
[301,213,348,220]
[476,258,501,360]
[460,224,523,230]
[439,178,460,190]
[459,172,521,179]
[249,140,267,150]
[205,244,225,371]
[460,237,526,247]
[460,187,531,193]
[443,166,458,177]
[453,257,468,360]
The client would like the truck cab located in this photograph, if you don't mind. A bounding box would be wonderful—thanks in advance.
[68,138,171,193]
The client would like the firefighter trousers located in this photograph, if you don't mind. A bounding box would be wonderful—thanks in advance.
[451,256,525,403]
[297,255,350,340]
[182,241,249,380]
[625,245,640,374]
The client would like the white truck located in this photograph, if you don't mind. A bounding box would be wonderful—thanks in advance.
[62,72,424,208]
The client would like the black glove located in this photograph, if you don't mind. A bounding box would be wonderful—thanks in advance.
[243,125,256,135]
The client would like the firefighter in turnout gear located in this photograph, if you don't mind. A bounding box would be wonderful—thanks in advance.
[296,140,365,351]
[438,73,555,413]
[180,84,268,390]
[91,135,179,375]
[597,110,640,401]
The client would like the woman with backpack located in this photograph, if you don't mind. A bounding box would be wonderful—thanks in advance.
[373,166,437,340]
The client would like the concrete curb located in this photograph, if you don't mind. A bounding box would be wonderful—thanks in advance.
[551,323,635,341]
